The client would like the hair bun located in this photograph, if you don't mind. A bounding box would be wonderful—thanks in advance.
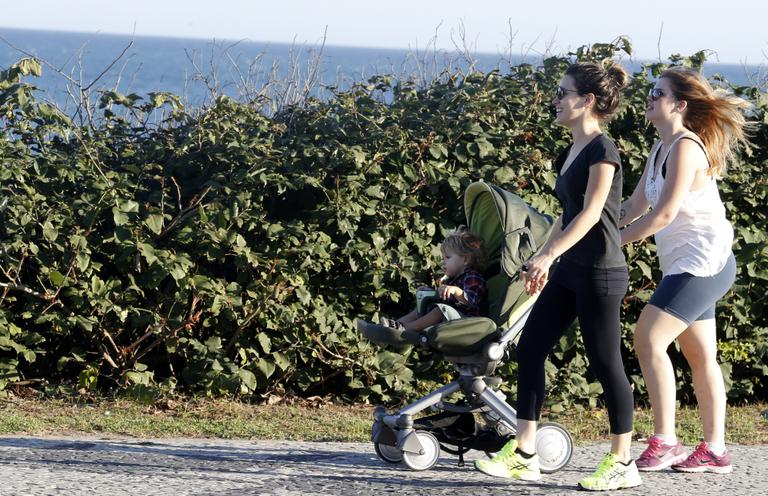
[565,61,626,119]
[605,63,629,91]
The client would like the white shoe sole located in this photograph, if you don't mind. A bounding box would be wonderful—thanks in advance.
[578,477,643,491]
[673,464,733,474]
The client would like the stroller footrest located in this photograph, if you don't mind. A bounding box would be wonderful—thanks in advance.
[356,319,420,349]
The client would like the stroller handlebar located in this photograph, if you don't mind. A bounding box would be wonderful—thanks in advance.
[497,301,535,348]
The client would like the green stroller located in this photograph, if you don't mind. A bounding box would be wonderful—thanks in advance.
[356,181,574,471]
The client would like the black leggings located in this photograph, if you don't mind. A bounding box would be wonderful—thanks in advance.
[515,266,634,435]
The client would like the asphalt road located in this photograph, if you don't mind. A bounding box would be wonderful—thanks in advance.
[0,436,766,495]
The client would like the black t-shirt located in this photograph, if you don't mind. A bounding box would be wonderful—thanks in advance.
[553,134,625,269]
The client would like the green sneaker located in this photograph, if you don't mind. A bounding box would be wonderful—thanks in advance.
[474,440,542,481]
[578,453,643,491]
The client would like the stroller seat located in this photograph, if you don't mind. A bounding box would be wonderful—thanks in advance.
[357,315,498,356]
[358,181,575,472]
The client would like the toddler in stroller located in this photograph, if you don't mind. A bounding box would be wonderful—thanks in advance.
[380,227,488,333]
[357,181,574,471]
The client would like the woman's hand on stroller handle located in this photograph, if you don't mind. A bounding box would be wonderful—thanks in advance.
[521,254,553,295]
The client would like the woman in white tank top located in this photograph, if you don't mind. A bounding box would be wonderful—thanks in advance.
[643,133,733,277]
[619,67,750,474]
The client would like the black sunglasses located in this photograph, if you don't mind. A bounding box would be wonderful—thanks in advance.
[555,86,579,100]
[648,87,666,101]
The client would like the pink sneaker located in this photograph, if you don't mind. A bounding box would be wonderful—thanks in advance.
[672,442,733,474]
[636,435,688,471]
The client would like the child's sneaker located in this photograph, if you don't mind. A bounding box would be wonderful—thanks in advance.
[636,435,688,471]
[474,440,542,481]
[672,442,733,474]
[379,317,405,330]
[578,453,642,491]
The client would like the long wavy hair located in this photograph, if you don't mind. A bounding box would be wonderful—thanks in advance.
[661,66,752,175]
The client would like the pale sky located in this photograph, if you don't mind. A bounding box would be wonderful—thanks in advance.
[1,0,766,64]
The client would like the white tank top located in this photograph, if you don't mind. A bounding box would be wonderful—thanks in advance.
[644,133,733,277]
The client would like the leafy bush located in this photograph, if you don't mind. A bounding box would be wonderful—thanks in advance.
[1,39,766,409]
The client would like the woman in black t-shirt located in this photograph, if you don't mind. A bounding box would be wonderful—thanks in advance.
[474,63,641,491]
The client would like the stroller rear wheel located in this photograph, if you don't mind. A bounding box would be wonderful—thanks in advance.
[374,442,402,464]
[536,422,573,473]
[401,431,441,471]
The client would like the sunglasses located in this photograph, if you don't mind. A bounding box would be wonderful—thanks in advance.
[555,86,579,100]
[648,87,666,101]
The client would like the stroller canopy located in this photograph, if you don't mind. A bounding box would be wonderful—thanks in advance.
[463,181,554,328]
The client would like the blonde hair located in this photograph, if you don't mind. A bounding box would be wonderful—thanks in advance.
[661,66,752,175]
[440,228,487,271]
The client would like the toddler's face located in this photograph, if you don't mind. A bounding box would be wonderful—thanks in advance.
[441,249,467,278]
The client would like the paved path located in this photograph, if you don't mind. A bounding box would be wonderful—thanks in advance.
[0,436,766,495]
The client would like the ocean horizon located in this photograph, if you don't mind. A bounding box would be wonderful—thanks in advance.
[1,27,765,110]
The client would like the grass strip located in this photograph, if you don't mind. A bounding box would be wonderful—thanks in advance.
[1,397,766,445]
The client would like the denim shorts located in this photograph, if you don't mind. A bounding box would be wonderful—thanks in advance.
[648,254,736,326]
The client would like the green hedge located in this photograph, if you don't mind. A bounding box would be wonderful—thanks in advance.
[1,40,766,409]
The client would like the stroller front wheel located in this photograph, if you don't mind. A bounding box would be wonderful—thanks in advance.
[401,431,441,471]
[374,442,403,464]
[536,422,574,473]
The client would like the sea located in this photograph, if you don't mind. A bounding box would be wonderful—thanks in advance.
[1,27,765,112]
